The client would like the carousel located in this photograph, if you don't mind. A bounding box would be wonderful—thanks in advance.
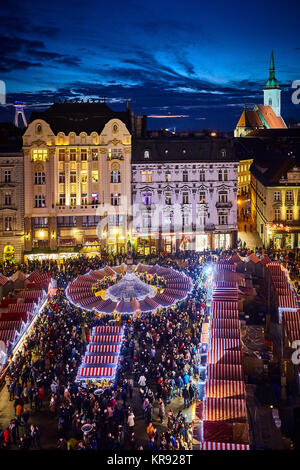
[66,263,193,315]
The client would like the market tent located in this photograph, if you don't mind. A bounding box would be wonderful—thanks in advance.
[203,397,247,422]
[207,349,243,365]
[199,442,249,450]
[206,364,244,381]
[209,338,241,351]
[210,319,240,330]
[205,379,245,398]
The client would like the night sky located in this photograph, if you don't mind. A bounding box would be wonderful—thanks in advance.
[1,0,300,131]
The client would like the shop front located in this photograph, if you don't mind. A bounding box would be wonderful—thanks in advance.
[214,233,231,250]
[136,237,157,256]
[195,234,208,252]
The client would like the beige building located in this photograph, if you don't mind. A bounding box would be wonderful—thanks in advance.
[251,153,300,249]
[0,125,24,263]
[22,100,137,258]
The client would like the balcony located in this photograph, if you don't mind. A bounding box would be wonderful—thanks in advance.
[216,201,232,209]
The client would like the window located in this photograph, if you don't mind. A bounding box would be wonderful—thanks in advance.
[142,193,152,205]
[218,169,222,181]
[144,150,150,159]
[199,191,206,204]
[59,193,65,206]
[218,213,228,225]
[81,193,88,205]
[82,215,100,227]
[70,193,76,206]
[92,170,98,183]
[274,191,281,201]
[165,171,171,182]
[69,133,75,145]
[81,149,87,161]
[34,195,46,208]
[224,169,228,181]
[57,216,76,227]
[286,191,293,202]
[165,194,172,205]
[109,214,124,226]
[219,191,228,203]
[4,193,11,205]
[91,193,98,204]
[92,149,98,161]
[34,172,45,185]
[141,170,152,183]
[70,171,76,183]
[59,172,65,184]
[81,173,87,183]
[111,193,120,206]
[220,148,227,158]
[4,170,11,183]
[200,170,205,182]
[4,217,12,231]
[33,217,48,228]
[143,213,152,229]
[58,149,65,161]
[111,170,120,183]
[183,213,189,226]
[70,149,76,161]
[182,192,189,204]
[32,149,47,161]
[109,148,122,159]
[286,209,293,222]
[274,209,281,221]
[183,170,188,182]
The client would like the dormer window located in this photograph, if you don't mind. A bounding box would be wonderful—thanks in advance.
[144,150,150,159]
[36,124,42,134]
[220,148,227,158]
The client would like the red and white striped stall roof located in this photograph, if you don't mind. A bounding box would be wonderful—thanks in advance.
[77,366,115,378]
[210,328,240,339]
[0,320,22,331]
[210,319,240,330]
[82,355,118,365]
[200,442,249,451]
[88,334,123,344]
[211,301,239,312]
[206,364,244,381]
[207,349,243,365]
[283,320,300,343]
[278,295,297,310]
[203,398,247,422]
[0,329,16,342]
[86,344,121,354]
[205,379,245,398]
[209,338,241,351]
[92,326,123,334]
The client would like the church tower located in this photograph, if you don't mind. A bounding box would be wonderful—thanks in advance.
[264,51,281,117]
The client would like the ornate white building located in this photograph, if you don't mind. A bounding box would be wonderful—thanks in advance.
[131,137,239,254]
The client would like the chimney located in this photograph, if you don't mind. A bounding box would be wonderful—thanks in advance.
[126,100,130,110]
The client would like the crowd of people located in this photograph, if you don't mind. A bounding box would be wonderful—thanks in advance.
[0,251,211,450]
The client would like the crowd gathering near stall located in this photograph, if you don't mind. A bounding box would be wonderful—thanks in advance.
[0,244,299,450]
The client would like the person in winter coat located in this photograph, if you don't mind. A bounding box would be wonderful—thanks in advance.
[182,387,190,408]
[158,399,165,424]
[188,383,195,403]
[127,411,135,430]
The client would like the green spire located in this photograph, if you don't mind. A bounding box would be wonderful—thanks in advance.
[265,50,279,89]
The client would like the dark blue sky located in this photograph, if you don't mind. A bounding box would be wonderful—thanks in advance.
[1,0,300,130]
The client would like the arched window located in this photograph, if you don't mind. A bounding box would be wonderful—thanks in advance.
[183,169,188,182]
[80,133,87,144]
[144,150,150,159]
[224,169,228,181]
[269,98,272,106]
[69,133,76,145]
[218,169,222,181]
[36,123,42,134]
[200,170,205,182]
[57,132,65,145]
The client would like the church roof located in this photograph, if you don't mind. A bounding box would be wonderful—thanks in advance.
[236,109,263,128]
[255,105,286,129]
[265,51,279,89]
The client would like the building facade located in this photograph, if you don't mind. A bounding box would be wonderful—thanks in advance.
[131,137,239,255]
[251,152,300,249]
[237,158,253,196]
[22,101,138,258]
[0,124,24,263]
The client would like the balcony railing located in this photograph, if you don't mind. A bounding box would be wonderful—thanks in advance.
[216,201,232,209]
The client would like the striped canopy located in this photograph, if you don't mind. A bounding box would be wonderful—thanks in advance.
[205,379,245,398]
[200,442,249,450]
[206,364,244,381]
[207,349,242,365]
[203,397,247,422]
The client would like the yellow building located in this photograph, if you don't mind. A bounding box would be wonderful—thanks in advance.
[22,100,135,258]
[237,159,253,196]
